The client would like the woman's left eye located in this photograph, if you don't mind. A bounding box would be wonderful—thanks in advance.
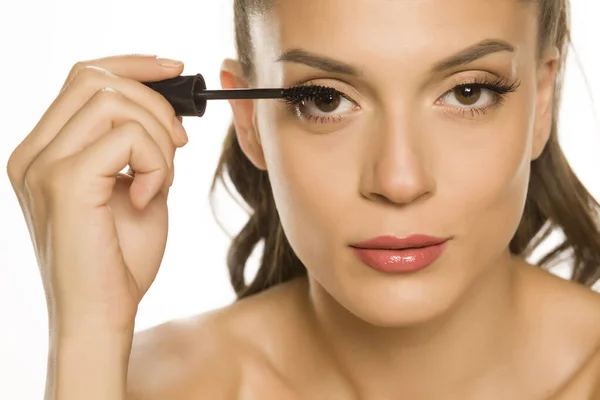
[436,80,518,117]
[442,85,497,108]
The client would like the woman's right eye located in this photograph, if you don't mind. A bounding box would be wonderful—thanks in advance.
[285,87,359,124]
[298,93,355,120]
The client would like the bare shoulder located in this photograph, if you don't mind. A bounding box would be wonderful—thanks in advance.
[520,264,600,335]
[551,341,600,399]
[126,279,307,400]
[126,313,242,400]
[587,346,600,398]
[521,265,600,398]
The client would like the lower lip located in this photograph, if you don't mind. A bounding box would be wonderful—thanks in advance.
[350,241,448,273]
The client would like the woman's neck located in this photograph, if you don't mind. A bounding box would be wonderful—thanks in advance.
[305,252,525,399]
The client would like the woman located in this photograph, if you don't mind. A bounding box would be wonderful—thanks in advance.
[6,0,600,398]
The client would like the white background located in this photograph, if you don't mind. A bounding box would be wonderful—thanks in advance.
[0,1,599,399]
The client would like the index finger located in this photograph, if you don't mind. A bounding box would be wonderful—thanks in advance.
[60,54,184,93]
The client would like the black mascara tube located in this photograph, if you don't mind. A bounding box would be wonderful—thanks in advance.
[142,73,207,117]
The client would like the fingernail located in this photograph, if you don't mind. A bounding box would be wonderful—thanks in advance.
[156,57,183,68]
[173,116,188,144]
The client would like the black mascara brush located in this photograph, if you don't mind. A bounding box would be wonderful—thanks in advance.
[142,73,337,117]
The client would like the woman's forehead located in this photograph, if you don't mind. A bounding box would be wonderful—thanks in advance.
[250,0,536,81]
[257,0,535,47]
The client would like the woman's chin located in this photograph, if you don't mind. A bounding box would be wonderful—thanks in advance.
[318,272,465,328]
[354,288,456,328]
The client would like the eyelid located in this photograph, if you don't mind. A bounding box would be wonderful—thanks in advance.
[434,70,514,91]
[290,78,364,105]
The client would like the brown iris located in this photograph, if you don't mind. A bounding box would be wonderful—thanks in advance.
[309,93,342,113]
[454,85,481,106]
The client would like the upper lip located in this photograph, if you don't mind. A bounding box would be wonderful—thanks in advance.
[350,235,449,250]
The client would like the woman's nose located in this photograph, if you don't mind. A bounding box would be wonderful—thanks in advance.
[359,118,435,206]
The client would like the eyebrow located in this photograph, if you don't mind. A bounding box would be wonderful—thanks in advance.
[432,39,516,72]
[275,48,362,76]
[275,38,516,76]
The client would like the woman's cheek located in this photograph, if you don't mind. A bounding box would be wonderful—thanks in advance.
[438,108,534,255]
[259,117,361,261]
[269,127,354,214]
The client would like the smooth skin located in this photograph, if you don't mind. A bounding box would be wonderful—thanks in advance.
[5,1,600,400]
[7,55,189,400]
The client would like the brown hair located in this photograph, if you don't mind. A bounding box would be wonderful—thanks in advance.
[211,0,600,299]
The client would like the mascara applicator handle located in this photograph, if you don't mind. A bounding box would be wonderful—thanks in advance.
[142,73,207,117]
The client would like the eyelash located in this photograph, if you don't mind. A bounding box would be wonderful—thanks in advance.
[282,76,521,124]
[281,87,355,124]
[440,76,521,118]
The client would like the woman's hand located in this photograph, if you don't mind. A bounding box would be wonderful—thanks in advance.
[6,54,188,335]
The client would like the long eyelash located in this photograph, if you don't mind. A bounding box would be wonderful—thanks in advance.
[450,76,521,117]
[280,85,333,107]
[458,75,521,95]
[279,84,348,123]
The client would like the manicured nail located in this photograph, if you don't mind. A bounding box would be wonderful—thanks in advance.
[156,57,183,68]
[173,116,188,144]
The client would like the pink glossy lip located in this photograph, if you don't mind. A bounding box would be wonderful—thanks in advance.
[349,235,449,273]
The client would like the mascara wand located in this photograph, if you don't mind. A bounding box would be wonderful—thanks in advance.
[142,73,336,117]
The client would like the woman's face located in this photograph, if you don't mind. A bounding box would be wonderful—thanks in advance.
[228,0,558,326]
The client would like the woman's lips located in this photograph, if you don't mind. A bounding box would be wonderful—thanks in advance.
[349,235,449,273]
